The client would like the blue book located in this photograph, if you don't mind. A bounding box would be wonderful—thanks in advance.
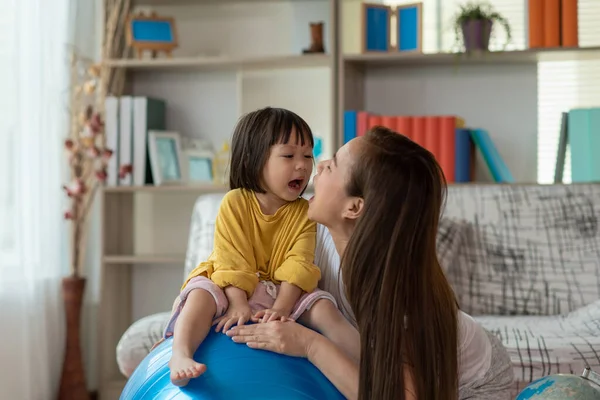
[363,4,391,52]
[588,108,600,182]
[470,129,514,183]
[397,5,420,51]
[455,128,472,182]
[343,110,357,144]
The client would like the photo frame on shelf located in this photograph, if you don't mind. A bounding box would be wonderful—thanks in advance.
[396,3,423,53]
[126,12,179,59]
[148,130,184,186]
[183,149,214,184]
[361,3,392,53]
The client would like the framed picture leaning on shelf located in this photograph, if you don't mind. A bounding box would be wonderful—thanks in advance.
[183,148,214,184]
[148,130,184,185]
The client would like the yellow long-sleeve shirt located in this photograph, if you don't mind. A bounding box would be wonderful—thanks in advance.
[183,188,321,298]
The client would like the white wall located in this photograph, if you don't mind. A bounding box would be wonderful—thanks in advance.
[239,68,333,159]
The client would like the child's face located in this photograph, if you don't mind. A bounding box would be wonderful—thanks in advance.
[262,130,314,202]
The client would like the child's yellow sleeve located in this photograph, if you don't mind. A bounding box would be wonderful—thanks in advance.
[273,218,321,293]
[185,190,258,298]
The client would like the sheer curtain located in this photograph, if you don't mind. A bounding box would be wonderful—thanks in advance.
[0,0,73,398]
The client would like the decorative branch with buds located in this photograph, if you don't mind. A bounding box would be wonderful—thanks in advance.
[63,50,132,277]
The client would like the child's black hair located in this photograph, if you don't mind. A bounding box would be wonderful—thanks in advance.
[228,107,314,193]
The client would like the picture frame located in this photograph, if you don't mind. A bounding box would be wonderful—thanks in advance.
[361,3,392,53]
[126,12,179,59]
[148,130,184,186]
[183,149,214,184]
[396,3,423,53]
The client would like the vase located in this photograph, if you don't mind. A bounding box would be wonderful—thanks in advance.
[57,276,90,400]
[302,22,325,54]
[461,19,493,52]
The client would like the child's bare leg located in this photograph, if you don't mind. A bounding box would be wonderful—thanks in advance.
[169,289,217,386]
[299,299,360,363]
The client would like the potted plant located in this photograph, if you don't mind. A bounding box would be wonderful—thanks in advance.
[453,2,511,52]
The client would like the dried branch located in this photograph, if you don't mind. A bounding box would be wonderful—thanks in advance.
[63,0,132,277]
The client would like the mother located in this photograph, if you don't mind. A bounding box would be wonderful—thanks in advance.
[226,127,514,399]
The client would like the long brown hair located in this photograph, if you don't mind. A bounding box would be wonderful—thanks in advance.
[342,126,459,400]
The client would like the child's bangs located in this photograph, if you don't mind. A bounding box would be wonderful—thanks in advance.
[271,114,314,148]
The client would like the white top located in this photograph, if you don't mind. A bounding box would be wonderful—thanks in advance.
[314,224,493,389]
[457,310,493,388]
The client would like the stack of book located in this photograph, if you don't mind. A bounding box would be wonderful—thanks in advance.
[343,110,514,184]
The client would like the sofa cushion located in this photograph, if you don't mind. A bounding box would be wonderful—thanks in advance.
[476,298,600,396]
[441,184,600,316]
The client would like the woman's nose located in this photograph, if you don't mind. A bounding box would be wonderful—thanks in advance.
[316,161,326,174]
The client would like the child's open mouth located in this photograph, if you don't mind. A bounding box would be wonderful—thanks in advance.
[288,179,304,190]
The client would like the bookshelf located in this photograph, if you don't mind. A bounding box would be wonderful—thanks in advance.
[97,0,600,398]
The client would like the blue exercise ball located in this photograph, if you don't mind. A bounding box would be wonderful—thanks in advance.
[120,327,345,399]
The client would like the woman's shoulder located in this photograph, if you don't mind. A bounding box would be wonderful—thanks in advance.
[457,311,493,387]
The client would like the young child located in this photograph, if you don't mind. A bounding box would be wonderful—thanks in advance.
[163,107,360,386]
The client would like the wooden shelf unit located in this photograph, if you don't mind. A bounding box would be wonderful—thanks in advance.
[98,0,337,397]
[98,0,600,398]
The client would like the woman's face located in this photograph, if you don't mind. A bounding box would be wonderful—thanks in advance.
[307,138,362,227]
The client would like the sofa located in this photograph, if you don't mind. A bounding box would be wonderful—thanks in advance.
[116,183,600,396]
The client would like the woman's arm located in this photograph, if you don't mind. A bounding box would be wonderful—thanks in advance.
[226,321,358,400]
[307,332,359,400]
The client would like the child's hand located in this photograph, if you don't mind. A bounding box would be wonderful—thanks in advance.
[213,303,253,333]
[253,308,293,323]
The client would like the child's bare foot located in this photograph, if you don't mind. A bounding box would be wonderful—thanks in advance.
[168,353,207,386]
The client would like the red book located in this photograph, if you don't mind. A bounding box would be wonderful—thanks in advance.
[381,116,397,131]
[439,116,457,182]
[528,0,544,48]
[396,116,413,140]
[561,0,578,47]
[357,111,369,137]
[367,115,382,131]
[543,0,560,47]
[411,116,426,148]
[424,116,440,161]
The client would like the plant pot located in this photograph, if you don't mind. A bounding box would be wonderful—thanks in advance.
[461,18,493,52]
[57,276,90,400]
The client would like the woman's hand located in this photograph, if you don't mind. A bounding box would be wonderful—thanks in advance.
[226,320,318,358]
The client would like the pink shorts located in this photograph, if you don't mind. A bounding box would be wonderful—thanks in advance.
[163,276,337,338]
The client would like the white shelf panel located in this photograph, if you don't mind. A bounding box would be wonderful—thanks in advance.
[103,184,229,194]
[103,254,186,264]
[103,183,313,194]
[343,47,600,68]
[104,54,332,72]
[134,0,326,4]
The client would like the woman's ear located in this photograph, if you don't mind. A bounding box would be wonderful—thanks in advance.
[342,197,364,221]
